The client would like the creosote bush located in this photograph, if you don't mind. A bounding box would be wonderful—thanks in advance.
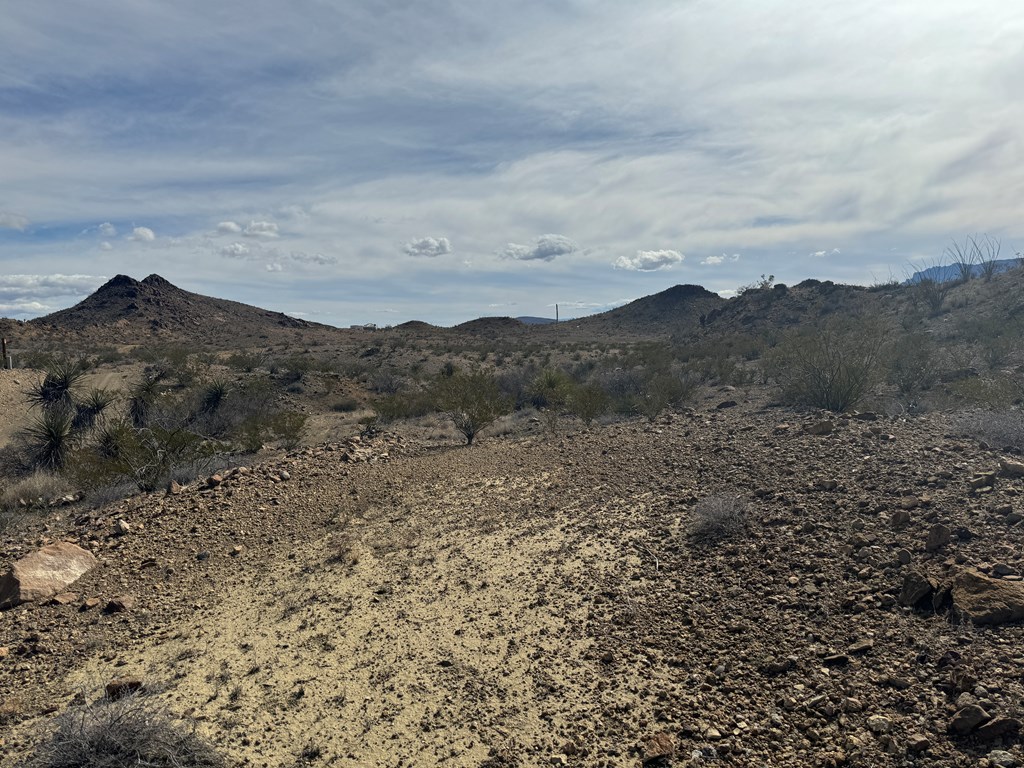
[19,691,224,768]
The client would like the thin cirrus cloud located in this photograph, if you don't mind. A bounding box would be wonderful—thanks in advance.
[499,235,578,262]
[615,250,684,271]
[403,236,452,258]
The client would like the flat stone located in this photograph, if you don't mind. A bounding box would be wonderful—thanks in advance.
[975,717,1021,742]
[999,459,1024,478]
[105,595,136,613]
[951,568,1024,625]
[899,567,935,608]
[0,542,98,608]
[642,731,675,765]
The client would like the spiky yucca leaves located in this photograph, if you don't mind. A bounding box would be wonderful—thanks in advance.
[20,408,77,471]
[25,359,86,413]
[72,388,117,432]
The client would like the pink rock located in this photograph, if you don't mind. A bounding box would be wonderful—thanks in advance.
[0,542,98,608]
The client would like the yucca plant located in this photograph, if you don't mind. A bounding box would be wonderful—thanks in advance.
[20,408,77,471]
[72,388,118,432]
[25,359,86,413]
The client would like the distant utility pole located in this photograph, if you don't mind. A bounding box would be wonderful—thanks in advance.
[1,337,9,369]
[555,304,559,323]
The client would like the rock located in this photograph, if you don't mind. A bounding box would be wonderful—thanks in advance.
[949,704,990,735]
[899,496,920,510]
[848,640,873,655]
[82,597,101,610]
[906,733,931,753]
[642,731,675,765]
[167,480,183,496]
[823,654,850,667]
[206,474,223,488]
[0,646,8,659]
[975,717,1021,742]
[925,523,951,552]
[988,749,1019,768]
[114,519,131,536]
[890,509,912,529]
[951,568,1024,625]
[999,459,1024,478]
[899,567,935,608]
[278,470,291,481]
[867,715,893,734]
[715,400,738,409]
[805,420,834,436]
[230,545,244,557]
[105,677,144,699]
[47,592,78,605]
[105,595,136,613]
[0,542,98,608]
[896,548,912,565]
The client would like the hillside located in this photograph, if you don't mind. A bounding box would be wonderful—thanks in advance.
[28,274,340,348]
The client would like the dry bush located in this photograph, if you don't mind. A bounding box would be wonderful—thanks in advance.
[0,471,72,532]
[954,409,1024,451]
[688,495,748,542]
[18,691,224,768]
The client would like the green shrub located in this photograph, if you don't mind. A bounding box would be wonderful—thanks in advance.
[765,320,885,412]
[432,371,513,445]
[568,384,610,426]
[20,409,77,471]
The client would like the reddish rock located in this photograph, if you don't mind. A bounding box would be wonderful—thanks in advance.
[105,595,137,613]
[642,731,675,765]
[0,542,98,608]
[951,568,1024,625]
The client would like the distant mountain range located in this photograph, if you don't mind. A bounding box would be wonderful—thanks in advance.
[904,258,1019,284]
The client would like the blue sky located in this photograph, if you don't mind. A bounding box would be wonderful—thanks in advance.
[1,0,1022,325]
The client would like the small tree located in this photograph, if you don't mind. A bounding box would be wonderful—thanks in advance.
[432,371,512,445]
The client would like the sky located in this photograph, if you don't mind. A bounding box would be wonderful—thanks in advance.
[1,0,1022,326]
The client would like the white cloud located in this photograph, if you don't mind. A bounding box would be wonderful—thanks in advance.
[130,226,156,242]
[0,274,105,317]
[266,263,283,272]
[810,248,842,258]
[403,236,452,258]
[217,221,242,234]
[98,222,117,237]
[100,241,113,251]
[244,220,280,238]
[0,212,29,230]
[614,249,684,271]
[701,253,741,266]
[221,242,251,258]
[499,234,578,262]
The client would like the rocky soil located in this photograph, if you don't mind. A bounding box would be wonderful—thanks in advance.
[2,400,1023,767]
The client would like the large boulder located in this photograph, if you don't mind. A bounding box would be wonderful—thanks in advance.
[0,542,97,608]
[951,568,1024,625]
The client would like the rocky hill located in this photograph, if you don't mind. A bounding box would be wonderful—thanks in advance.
[28,274,340,348]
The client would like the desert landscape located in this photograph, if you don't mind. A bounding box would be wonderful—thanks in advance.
[1,266,1023,767]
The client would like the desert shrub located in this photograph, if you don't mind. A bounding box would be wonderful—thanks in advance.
[956,409,1024,450]
[72,388,117,432]
[949,375,1022,409]
[19,691,224,768]
[0,472,71,531]
[529,368,574,410]
[72,422,219,493]
[765,319,885,412]
[432,370,513,445]
[631,371,698,421]
[330,397,361,413]
[224,351,267,372]
[887,333,939,394]
[568,384,610,426]
[374,390,433,422]
[688,495,747,542]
